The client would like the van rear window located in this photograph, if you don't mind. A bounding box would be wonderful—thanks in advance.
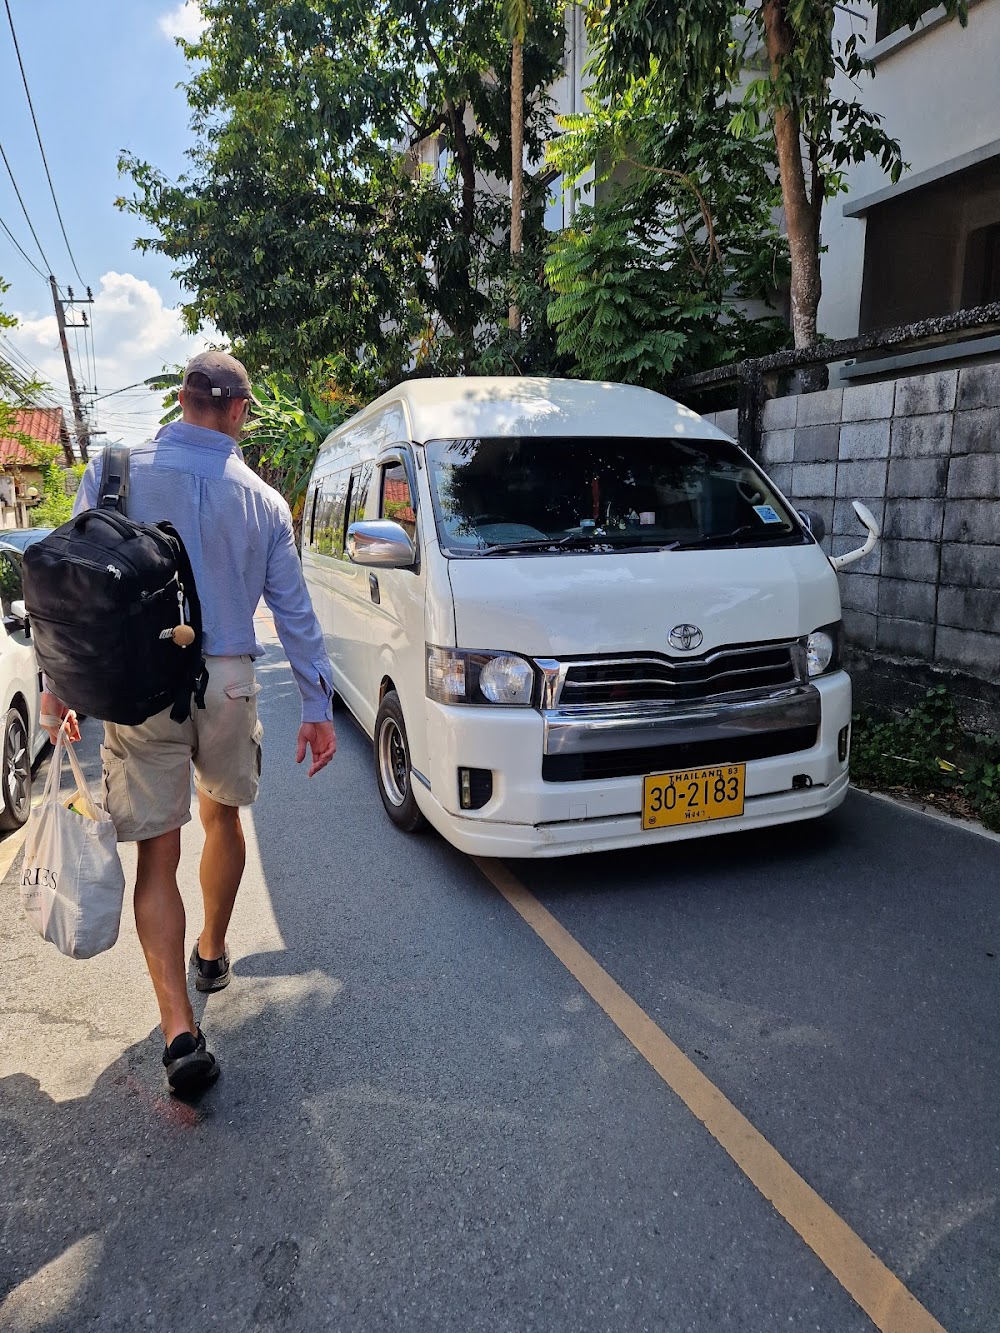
[424,436,805,556]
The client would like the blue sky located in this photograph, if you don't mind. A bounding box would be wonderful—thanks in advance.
[0,0,212,444]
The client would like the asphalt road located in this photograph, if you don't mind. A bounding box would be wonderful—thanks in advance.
[1,629,997,1333]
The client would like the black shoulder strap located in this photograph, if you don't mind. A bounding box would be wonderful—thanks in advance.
[98,445,130,515]
[157,519,209,722]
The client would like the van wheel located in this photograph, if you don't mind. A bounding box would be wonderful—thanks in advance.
[0,707,31,830]
[374,692,427,833]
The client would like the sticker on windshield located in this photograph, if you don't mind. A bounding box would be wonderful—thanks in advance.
[753,504,783,524]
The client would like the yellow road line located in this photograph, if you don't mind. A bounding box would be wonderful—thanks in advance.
[474,856,946,1333]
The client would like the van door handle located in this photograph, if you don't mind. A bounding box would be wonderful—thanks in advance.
[368,573,380,605]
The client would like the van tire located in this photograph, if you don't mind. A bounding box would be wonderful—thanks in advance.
[374,692,427,833]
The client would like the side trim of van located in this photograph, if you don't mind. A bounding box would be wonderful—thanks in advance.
[411,767,431,790]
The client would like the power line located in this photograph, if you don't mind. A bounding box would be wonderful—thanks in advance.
[0,138,54,274]
[3,0,85,286]
[0,210,47,279]
[93,379,155,402]
[0,333,60,396]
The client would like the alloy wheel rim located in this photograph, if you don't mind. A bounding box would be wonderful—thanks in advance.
[6,717,28,819]
[378,717,408,807]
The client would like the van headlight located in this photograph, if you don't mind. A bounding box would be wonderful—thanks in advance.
[802,622,841,677]
[426,646,535,706]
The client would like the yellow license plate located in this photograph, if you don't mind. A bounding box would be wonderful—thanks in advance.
[642,764,745,830]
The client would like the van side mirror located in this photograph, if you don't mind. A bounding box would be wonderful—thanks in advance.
[347,520,415,568]
[797,509,826,544]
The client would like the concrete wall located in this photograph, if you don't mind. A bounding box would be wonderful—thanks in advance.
[702,361,1000,723]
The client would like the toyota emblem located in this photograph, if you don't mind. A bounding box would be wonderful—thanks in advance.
[668,624,704,652]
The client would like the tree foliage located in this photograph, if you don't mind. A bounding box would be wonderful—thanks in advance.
[119,0,566,386]
[587,0,968,347]
[30,462,85,529]
[545,84,789,384]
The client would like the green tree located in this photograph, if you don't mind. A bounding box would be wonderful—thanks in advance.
[30,462,85,529]
[545,86,788,383]
[587,0,968,348]
[119,0,566,386]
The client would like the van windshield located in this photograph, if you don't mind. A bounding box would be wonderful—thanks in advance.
[425,436,806,556]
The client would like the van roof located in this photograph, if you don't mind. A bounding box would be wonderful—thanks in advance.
[346,376,731,444]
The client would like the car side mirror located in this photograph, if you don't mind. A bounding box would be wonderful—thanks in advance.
[6,599,29,634]
[798,509,826,544]
[347,520,416,568]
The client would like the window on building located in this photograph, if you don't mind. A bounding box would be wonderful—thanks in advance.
[859,154,1000,332]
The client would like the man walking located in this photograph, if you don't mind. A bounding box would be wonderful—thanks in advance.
[42,351,336,1094]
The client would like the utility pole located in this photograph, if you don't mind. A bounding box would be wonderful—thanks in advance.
[49,275,93,463]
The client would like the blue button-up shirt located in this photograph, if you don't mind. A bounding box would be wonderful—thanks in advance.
[74,421,333,722]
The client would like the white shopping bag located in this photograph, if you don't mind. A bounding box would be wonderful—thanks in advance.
[20,723,125,959]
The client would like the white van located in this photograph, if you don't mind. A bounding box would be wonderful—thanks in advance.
[302,377,878,858]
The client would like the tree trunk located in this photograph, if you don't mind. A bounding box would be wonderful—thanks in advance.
[761,0,821,349]
[509,36,524,334]
[449,100,480,366]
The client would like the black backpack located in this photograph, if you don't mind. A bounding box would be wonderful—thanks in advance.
[23,446,208,726]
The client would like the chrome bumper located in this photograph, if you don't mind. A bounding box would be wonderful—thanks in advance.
[541,685,822,756]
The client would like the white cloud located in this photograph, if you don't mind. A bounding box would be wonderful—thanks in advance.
[14,271,215,447]
[158,1,206,42]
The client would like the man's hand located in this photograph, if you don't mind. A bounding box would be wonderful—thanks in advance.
[296,720,336,777]
[40,691,80,744]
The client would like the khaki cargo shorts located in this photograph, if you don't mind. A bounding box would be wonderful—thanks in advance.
[101,655,264,843]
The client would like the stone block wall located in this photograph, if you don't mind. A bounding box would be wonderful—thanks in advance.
[701,362,1000,722]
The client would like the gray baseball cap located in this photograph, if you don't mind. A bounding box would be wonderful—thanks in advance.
[182,350,258,402]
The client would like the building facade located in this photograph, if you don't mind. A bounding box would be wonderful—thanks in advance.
[821,1,1000,363]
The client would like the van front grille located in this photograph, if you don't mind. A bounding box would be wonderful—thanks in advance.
[541,726,818,782]
[557,641,800,707]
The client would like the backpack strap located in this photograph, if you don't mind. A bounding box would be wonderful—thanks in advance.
[98,445,130,514]
[157,520,209,722]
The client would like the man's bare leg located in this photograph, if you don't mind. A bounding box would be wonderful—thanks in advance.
[134,828,193,1044]
[196,791,245,960]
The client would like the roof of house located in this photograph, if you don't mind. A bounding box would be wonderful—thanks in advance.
[0,407,69,466]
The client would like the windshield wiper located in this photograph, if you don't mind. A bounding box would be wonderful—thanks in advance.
[477,533,610,555]
[671,523,794,551]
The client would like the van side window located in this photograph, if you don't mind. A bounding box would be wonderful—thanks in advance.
[380,463,416,542]
[328,471,350,557]
[341,472,354,560]
[351,461,373,526]
[312,470,350,557]
[308,486,319,548]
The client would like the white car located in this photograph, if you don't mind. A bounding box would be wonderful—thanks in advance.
[0,544,47,828]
